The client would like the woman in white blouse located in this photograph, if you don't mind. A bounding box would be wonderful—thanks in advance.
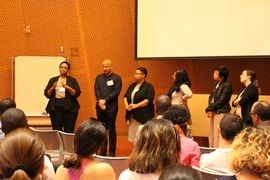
[167,69,193,139]
[167,69,193,105]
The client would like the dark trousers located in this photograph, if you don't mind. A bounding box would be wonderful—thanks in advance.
[97,110,118,153]
[50,106,78,133]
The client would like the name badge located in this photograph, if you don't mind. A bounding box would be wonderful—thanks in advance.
[59,87,65,93]
[107,80,114,86]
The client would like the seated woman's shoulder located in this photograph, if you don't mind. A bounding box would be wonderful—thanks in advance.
[85,162,116,179]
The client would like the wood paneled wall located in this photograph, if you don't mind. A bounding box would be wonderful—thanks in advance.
[0,0,269,136]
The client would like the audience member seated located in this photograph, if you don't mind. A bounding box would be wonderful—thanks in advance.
[251,100,270,131]
[200,114,243,174]
[119,119,180,180]
[163,105,200,167]
[55,118,116,180]
[0,128,45,180]
[155,95,172,119]
[219,126,270,180]
[158,163,202,180]
[1,108,55,179]
[134,95,171,143]
[0,98,16,142]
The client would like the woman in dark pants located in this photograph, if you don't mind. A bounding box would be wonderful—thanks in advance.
[44,61,81,133]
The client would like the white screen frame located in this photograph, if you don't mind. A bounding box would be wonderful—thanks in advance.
[136,0,270,59]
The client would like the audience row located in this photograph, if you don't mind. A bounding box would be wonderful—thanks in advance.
[0,95,269,179]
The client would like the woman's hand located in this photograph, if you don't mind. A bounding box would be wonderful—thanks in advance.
[233,97,241,106]
[126,104,132,111]
[129,104,138,110]
[180,99,187,105]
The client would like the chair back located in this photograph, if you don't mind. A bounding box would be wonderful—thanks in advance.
[199,146,217,156]
[93,155,129,179]
[29,127,63,162]
[192,166,234,180]
[59,131,75,158]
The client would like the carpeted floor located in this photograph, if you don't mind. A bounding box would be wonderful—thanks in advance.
[114,136,134,157]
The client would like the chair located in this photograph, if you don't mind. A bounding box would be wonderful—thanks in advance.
[59,131,75,159]
[199,146,217,156]
[93,155,129,179]
[192,166,234,180]
[29,127,63,162]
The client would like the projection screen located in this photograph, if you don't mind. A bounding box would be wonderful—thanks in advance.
[136,0,270,59]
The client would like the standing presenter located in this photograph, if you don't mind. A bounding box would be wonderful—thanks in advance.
[94,59,122,157]
[44,61,81,133]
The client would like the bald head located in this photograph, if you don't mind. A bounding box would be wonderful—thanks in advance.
[1,108,27,134]
[0,98,16,116]
[103,59,112,65]
[102,59,113,76]
[251,100,270,122]
[155,95,171,115]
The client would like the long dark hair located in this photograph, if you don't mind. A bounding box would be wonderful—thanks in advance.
[167,69,191,98]
[63,118,107,168]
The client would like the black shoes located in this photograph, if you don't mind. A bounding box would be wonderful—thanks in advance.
[109,152,115,157]
[98,150,115,157]
[98,150,107,156]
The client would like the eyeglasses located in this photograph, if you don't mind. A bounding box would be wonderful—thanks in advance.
[60,66,69,69]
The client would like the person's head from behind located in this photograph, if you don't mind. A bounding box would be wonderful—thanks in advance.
[0,128,45,180]
[63,118,107,168]
[228,126,270,178]
[251,100,270,125]
[163,105,191,125]
[129,119,180,174]
[158,163,202,180]
[218,114,243,142]
[0,98,16,116]
[155,95,171,115]
[214,65,229,81]
[173,69,191,87]
[1,108,27,134]
[163,105,191,135]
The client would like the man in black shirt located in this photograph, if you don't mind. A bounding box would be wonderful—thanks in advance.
[94,59,122,157]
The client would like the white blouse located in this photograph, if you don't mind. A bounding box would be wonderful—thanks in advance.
[171,84,193,105]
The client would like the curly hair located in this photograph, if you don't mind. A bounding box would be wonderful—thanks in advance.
[228,126,270,174]
[163,105,191,125]
[128,119,180,173]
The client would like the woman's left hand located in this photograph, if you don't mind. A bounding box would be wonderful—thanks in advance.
[129,104,138,110]
[180,99,187,105]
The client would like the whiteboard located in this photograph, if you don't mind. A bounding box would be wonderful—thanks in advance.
[13,56,66,115]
